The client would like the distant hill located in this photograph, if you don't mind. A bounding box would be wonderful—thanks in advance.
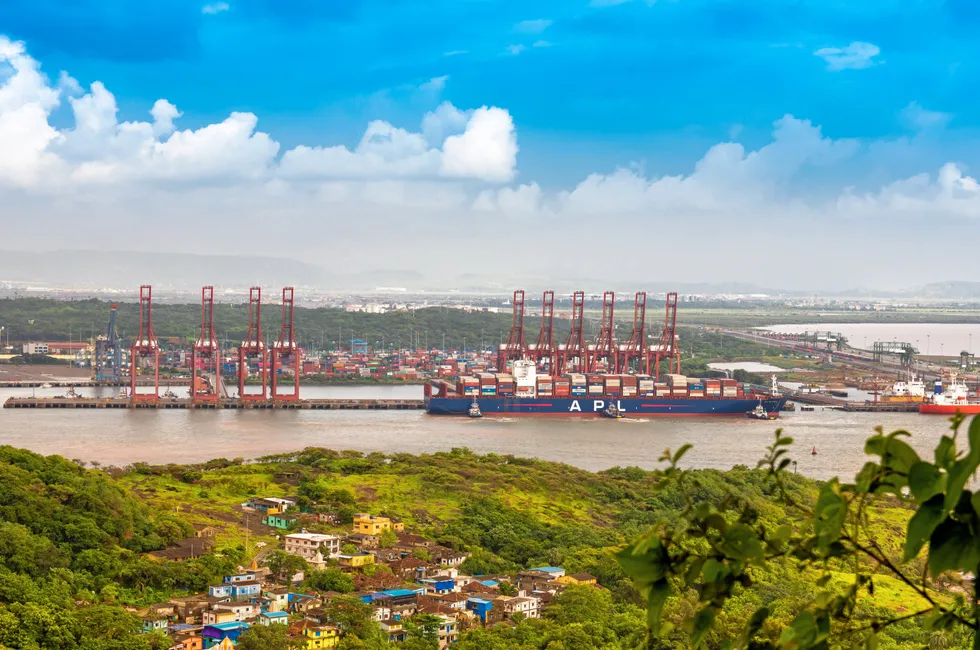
[901,281,980,300]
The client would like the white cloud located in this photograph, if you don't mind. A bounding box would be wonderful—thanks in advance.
[442,107,518,182]
[150,99,182,137]
[533,40,553,48]
[201,2,229,14]
[590,0,633,6]
[4,34,980,287]
[814,41,880,71]
[443,50,468,57]
[506,45,526,56]
[900,101,952,131]
[515,19,552,34]
[0,36,517,189]
[419,75,448,92]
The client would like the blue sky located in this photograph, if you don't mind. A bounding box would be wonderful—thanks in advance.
[3,0,971,184]
[0,0,978,288]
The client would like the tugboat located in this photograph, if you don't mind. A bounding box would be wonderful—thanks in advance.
[746,402,777,420]
[602,403,624,419]
[467,399,482,418]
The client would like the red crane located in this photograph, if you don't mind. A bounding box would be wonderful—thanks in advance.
[531,290,555,372]
[130,285,159,402]
[617,292,646,373]
[270,287,300,401]
[238,287,267,402]
[588,292,616,373]
[557,291,586,375]
[191,286,221,404]
[648,292,680,377]
[496,290,527,372]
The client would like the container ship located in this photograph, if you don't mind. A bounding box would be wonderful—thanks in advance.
[425,360,787,417]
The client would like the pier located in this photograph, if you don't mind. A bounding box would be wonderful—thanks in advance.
[3,397,426,410]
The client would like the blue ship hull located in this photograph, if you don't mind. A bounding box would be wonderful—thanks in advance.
[425,396,788,416]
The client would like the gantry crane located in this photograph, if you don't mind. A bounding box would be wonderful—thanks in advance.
[496,290,527,372]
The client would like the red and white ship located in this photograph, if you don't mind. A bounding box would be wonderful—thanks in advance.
[919,374,980,414]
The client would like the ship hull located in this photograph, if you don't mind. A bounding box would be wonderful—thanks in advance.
[919,403,980,415]
[425,396,788,416]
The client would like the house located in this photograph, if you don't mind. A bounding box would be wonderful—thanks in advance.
[425,593,469,610]
[212,640,235,650]
[194,525,220,538]
[495,595,540,619]
[264,587,290,612]
[388,557,432,580]
[222,572,262,585]
[210,580,261,601]
[207,602,256,623]
[200,611,237,626]
[396,533,434,547]
[142,616,168,633]
[289,621,340,649]
[527,566,565,579]
[420,578,455,595]
[168,631,203,650]
[380,618,408,642]
[352,513,404,535]
[287,592,323,614]
[346,532,379,549]
[259,611,290,626]
[245,497,297,514]
[284,533,341,568]
[147,603,178,619]
[558,572,597,586]
[466,597,493,623]
[262,513,297,530]
[337,553,375,568]
[201,622,248,648]
[317,512,340,525]
[433,614,459,648]
[430,546,469,567]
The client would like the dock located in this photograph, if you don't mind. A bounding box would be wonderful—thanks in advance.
[0,380,188,388]
[841,402,920,413]
[3,397,425,410]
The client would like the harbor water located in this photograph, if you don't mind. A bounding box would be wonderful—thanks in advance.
[0,385,960,480]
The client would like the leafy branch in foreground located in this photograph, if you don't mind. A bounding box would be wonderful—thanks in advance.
[618,413,980,649]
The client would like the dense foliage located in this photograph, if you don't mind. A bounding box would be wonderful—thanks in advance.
[620,416,980,649]
[0,446,244,649]
[0,422,971,649]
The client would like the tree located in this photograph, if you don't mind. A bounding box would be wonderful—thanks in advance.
[237,623,301,650]
[341,543,358,555]
[378,528,398,548]
[264,550,309,583]
[305,567,355,593]
[618,415,980,649]
[321,596,388,648]
[404,613,442,649]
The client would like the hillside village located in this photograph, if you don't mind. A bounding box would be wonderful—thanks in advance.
[142,501,599,649]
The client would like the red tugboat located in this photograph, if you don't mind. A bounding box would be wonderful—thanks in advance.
[919,374,980,414]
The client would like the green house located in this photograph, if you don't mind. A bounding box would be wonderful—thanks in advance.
[262,514,297,530]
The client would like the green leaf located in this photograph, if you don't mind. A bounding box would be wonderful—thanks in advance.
[945,417,980,511]
[722,524,765,560]
[814,481,846,547]
[691,606,715,647]
[934,435,957,469]
[672,444,693,465]
[742,606,769,645]
[927,518,980,577]
[646,579,670,633]
[617,537,668,588]
[908,461,945,502]
[905,494,945,561]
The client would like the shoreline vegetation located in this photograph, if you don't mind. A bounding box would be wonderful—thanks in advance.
[1,416,979,647]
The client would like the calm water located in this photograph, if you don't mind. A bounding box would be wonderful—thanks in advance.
[0,385,959,480]
[765,323,980,356]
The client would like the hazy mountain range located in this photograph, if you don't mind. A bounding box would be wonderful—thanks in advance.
[1,250,979,299]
